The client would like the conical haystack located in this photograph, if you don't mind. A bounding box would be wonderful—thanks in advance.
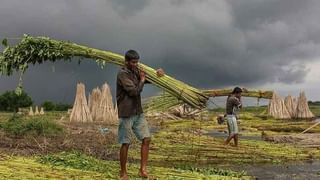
[40,107,45,115]
[95,83,118,124]
[114,101,118,117]
[268,93,291,119]
[295,91,315,119]
[284,95,297,118]
[70,83,93,122]
[28,106,34,116]
[88,93,91,111]
[89,87,102,121]
[34,106,40,115]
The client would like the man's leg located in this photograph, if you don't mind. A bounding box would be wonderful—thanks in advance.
[234,134,239,147]
[224,134,234,145]
[118,117,132,180]
[132,114,151,178]
[139,137,150,177]
[120,143,129,180]
[225,115,234,145]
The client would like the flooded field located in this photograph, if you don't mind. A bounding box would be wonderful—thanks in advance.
[0,106,320,179]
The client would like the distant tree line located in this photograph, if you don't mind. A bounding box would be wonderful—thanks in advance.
[0,90,72,112]
[308,101,320,106]
[41,101,72,111]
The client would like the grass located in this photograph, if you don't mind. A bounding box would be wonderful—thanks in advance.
[142,126,319,165]
[0,155,111,180]
[0,114,63,137]
[21,152,250,179]
[0,105,320,179]
[309,105,320,117]
[124,105,320,167]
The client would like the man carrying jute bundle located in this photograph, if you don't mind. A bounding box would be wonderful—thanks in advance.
[117,50,164,180]
[224,87,243,147]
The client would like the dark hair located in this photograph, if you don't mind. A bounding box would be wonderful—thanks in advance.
[232,87,243,94]
[125,50,140,61]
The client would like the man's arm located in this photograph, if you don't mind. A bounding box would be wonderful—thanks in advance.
[233,97,242,109]
[141,68,165,84]
[118,72,144,96]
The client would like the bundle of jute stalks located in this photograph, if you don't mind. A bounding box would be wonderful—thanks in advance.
[267,93,291,119]
[202,88,273,99]
[295,92,315,119]
[70,83,93,123]
[143,92,183,112]
[0,35,208,109]
[144,88,274,113]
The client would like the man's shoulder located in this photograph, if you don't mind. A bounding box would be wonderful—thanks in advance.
[117,67,130,76]
[118,67,128,73]
[228,96,239,102]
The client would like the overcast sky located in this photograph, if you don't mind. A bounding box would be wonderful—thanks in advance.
[0,0,320,104]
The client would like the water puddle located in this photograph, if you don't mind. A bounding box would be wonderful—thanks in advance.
[229,160,320,180]
[313,118,320,123]
[205,130,262,141]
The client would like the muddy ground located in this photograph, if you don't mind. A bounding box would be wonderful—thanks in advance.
[2,116,320,158]
[0,121,118,159]
[263,133,320,148]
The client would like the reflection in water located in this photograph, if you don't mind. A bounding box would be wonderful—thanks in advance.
[205,130,262,141]
[230,161,320,180]
[314,118,320,123]
[205,129,320,179]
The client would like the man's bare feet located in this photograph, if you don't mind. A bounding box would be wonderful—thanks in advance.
[230,144,239,149]
[120,172,129,180]
[138,169,148,178]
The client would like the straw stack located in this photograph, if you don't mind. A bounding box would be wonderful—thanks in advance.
[34,106,40,115]
[295,91,314,119]
[28,106,34,116]
[95,83,118,124]
[268,93,291,119]
[88,87,102,121]
[284,95,297,118]
[39,107,45,115]
[70,83,93,122]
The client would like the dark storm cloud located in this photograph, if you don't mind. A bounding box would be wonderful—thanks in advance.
[0,0,320,103]
[110,0,149,17]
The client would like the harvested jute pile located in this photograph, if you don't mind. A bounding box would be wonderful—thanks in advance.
[70,83,92,123]
[0,35,207,109]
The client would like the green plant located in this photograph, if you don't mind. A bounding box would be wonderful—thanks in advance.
[0,90,33,112]
[0,114,63,136]
[38,151,116,178]
[41,101,55,111]
[175,164,247,178]
[54,103,72,111]
[0,35,208,109]
[41,101,71,111]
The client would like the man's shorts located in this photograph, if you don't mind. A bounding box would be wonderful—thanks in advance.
[118,114,151,144]
[226,115,239,135]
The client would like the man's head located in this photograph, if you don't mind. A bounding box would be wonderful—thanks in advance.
[125,50,140,70]
[232,87,242,98]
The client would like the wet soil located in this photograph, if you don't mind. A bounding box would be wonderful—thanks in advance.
[229,160,320,180]
[0,121,118,159]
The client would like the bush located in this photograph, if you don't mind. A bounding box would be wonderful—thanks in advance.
[0,90,33,112]
[309,101,320,106]
[0,114,63,136]
[54,103,72,111]
[41,101,55,111]
[41,101,72,111]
